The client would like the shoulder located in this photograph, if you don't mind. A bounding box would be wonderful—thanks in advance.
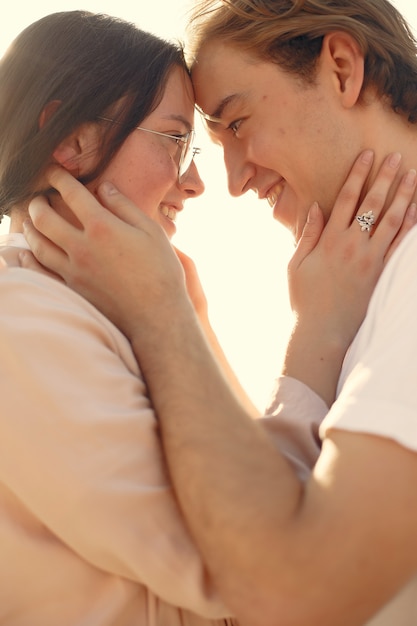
[0,265,138,369]
[374,224,417,304]
[0,265,115,332]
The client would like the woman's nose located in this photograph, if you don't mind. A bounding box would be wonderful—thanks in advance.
[180,160,205,197]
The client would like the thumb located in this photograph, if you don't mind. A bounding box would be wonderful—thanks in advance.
[290,202,324,270]
[96,181,153,230]
[46,166,155,233]
[173,246,194,269]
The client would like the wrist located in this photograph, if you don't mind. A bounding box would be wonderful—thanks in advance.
[282,317,349,406]
[129,292,199,356]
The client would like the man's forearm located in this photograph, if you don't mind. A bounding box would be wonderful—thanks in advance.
[129,296,303,624]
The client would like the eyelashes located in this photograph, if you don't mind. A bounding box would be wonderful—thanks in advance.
[228,119,242,134]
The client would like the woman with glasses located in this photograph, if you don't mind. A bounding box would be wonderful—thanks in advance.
[0,10,240,626]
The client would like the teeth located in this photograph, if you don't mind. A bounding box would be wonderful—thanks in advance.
[267,183,283,207]
[161,205,177,222]
[267,193,277,208]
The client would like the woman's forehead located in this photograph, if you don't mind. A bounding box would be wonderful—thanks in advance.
[151,66,195,123]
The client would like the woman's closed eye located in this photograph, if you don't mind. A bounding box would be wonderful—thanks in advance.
[172,132,189,145]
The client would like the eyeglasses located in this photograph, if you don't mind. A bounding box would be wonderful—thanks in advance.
[98,116,201,182]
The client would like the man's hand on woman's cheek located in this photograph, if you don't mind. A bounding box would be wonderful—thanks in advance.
[21,168,188,339]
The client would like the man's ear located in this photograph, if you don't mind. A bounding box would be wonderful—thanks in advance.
[321,32,365,108]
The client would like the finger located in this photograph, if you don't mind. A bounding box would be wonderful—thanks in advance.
[46,166,108,226]
[18,249,45,271]
[28,194,81,254]
[22,216,69,275]
[383,202,417,265]
[18,249,65,282]
[289,202,324,271]
[173,246,193,268]
[47,166,142,232]
[351,152,404,233]
[326,150,375,231]
[370,168,417,248]
[47,166,160,236]
[96,181,154,230]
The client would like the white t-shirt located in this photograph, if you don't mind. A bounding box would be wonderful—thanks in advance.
[321,226,417,625]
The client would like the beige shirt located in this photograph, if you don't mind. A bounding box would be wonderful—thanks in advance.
[0,234,232,626]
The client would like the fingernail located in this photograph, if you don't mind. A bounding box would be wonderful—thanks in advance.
[101,181,118,195]
[405,169,416,187]
[307,201,319,222]
[389,152,402,168]
[361,150,374,164]
[408,202,417,220]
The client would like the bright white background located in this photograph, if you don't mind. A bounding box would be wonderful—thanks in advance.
[0,1,415,409]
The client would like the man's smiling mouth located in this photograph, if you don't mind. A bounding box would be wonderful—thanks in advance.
[266,180,285,207]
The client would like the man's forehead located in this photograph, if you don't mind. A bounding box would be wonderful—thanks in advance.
[191,43,265,119]
[191,40,245,95]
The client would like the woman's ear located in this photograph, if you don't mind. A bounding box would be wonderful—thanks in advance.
[52,138,81,177]
[54,123,101,177]
[39,99,80,175]
[39,100,100,177]
[39,99,62,129]
[321,32,365,108]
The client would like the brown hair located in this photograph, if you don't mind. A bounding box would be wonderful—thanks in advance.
[0,10,187,217]
[187,0,417,120]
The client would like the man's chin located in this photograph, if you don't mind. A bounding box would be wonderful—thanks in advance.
[273,212,300,243]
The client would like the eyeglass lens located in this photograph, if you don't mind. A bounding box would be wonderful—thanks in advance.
[178,130,195,180]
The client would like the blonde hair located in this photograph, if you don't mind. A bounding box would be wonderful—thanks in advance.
[187,0,417,121]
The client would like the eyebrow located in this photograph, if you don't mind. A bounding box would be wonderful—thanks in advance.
[196,93,246,128]
[162,114,193,131]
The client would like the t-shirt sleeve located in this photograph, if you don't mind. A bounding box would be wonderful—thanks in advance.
[260,375,327,481]
[0,267,229,618]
